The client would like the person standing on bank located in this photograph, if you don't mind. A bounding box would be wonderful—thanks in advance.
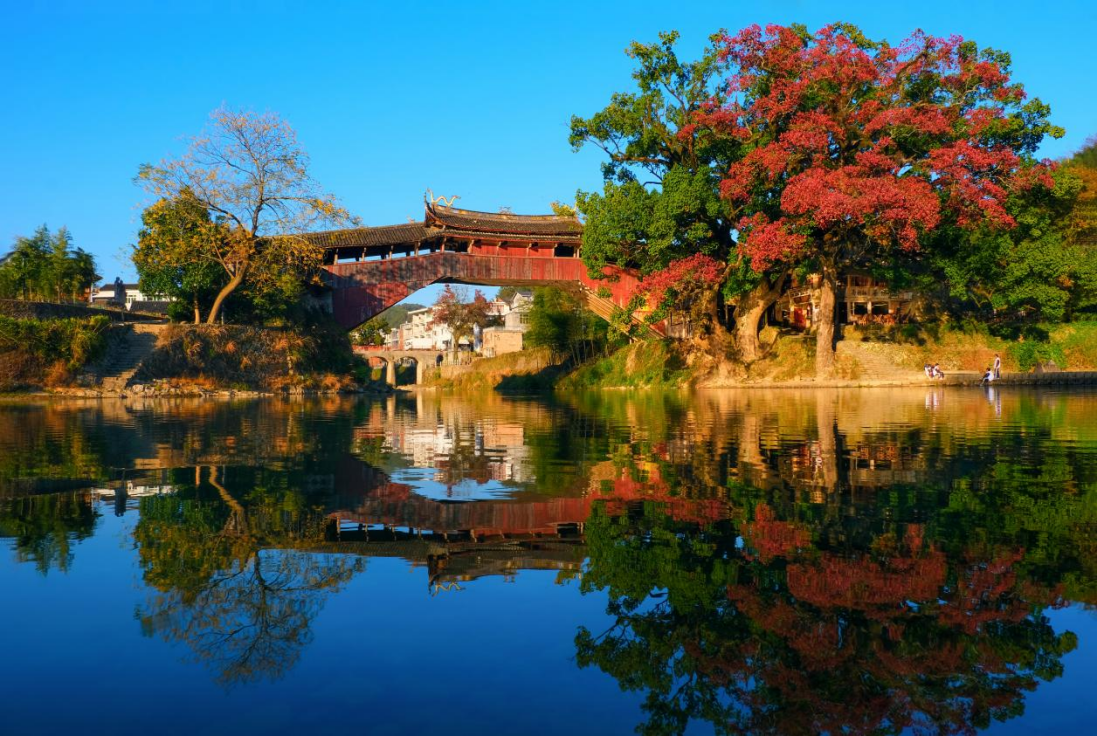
[993,354,1001,380]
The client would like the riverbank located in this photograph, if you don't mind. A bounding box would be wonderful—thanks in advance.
[552,321,1097,390]
[1,314,392,397]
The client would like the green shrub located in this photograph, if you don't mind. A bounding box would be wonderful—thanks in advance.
[1007,340,1067,371]
[0,315,110,369]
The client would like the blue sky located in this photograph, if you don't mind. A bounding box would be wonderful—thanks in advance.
[2,0,1094,303]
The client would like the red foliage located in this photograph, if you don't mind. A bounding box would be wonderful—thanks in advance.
[638,253,723,306]
[430,284,492,341]
[693,23,1053,272]
[740,502,812,562]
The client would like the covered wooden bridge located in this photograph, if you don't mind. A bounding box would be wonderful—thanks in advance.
[312,200,657,331]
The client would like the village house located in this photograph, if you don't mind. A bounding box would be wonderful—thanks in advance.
[771,273,916,331]
[89,279,171,313]
[482,289,533,357]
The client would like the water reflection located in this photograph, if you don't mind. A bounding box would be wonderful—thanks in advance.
[1,389,1095,732]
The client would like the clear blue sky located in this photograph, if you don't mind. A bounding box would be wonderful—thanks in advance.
[2,0,1094,299]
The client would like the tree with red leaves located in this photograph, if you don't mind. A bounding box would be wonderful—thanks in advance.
[694,23,1061,375]
[430,285,492,355]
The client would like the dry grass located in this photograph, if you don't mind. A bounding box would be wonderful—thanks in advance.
[136,323,361,391]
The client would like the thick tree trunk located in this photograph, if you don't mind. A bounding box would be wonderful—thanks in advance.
[206,266,246,325]
[687,287,734,357]
[193,296,202,325]
[734,274,787,364]
[815,264,838,378]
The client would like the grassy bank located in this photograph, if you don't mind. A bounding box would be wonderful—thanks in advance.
[839,320,1097,375]
[0,315,111,391]
[424,348,564,391]
[542,320,1097,390]
[556,341,693,390]
[135,321,374,392]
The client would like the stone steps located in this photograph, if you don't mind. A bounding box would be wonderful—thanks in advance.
[96,323,164,393]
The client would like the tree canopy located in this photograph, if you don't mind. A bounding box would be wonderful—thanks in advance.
[0,225,98,302]
[573,24,1066,375]
[133,193,229,323]
[694,23,1060,374]
[431,285,492,350]
[136,107,354,324]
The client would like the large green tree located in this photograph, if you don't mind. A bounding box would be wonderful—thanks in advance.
[927,166,1097,321]
[133,193,229,323]
[571,32,786,360]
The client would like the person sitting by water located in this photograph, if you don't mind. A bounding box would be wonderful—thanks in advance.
[933,363,945,380]
[980,366,995,386]
[924,363,933,378]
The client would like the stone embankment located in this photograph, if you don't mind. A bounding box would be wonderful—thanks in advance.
[0,299,161,322]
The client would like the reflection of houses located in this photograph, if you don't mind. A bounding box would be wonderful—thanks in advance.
[90,481,175,501]
[382,421,532,484]
[772,273,916,330]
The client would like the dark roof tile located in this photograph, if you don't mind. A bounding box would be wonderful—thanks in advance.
[428,204,583,237]
[302,223,436,249]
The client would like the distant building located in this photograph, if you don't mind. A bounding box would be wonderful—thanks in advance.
[384,289,535,355]
[89,279,170,313]
[400,306,469,351]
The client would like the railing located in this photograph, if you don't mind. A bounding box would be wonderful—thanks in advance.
[843,286,914,300]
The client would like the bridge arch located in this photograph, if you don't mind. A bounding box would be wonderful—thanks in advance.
[361,350,445,386]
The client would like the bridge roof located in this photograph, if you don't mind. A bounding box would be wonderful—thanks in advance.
[308,203,583,251]
[427,203,583,238]
[305,222,435,249]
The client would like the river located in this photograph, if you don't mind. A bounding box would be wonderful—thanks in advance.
[1,388,1095,735]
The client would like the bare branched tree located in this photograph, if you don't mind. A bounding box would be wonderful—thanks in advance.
[137,107,356,323]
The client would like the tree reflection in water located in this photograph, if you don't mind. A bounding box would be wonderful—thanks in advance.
[134,466,363,686]
[2,390,1095,730]
[0,492,98,574]
[577,500,1079,736]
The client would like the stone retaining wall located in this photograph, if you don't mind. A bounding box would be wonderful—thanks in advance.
[0,299,161,322]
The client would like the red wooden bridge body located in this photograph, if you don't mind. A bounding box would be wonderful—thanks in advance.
[315,202,655,331]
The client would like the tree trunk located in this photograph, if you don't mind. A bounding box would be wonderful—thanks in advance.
[692,286,733,356]
[734,274,787,364]
[193,296,202,325]
[815,263,838,378]
[206,265,246,325]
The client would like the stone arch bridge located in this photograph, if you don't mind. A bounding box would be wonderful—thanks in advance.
[360,349,445,386]
[312,201,662,335]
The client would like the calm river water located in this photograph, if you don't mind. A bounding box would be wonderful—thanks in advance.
[1,388,1095,735]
